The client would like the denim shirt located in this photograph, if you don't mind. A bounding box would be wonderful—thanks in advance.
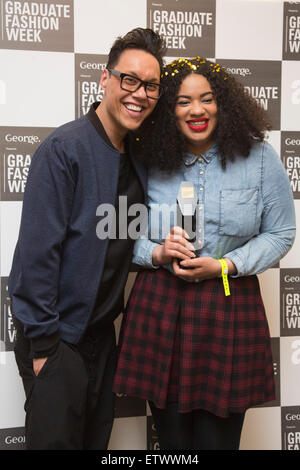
[133,141,296,278]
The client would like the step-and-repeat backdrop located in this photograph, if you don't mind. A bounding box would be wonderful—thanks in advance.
[0,0,299,451]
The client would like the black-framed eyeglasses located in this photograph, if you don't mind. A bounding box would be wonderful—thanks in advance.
[107,69,163,100]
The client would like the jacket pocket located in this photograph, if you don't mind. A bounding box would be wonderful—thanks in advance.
[219,188,259,237]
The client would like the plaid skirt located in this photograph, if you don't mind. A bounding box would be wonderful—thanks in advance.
[113,268,275,417]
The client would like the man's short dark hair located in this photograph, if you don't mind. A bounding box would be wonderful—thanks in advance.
[107,28,166,72]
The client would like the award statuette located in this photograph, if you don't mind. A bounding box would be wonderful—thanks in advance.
[176,182,200,269]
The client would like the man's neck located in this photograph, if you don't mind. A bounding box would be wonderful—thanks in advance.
[96,104,126,153]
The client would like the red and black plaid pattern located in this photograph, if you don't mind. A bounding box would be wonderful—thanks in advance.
[113,268,275,418]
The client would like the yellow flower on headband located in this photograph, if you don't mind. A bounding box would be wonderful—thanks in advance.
[163,57,225,77]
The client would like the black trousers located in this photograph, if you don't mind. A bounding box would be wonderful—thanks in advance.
[149,402,245,451]
[14,324,117,450]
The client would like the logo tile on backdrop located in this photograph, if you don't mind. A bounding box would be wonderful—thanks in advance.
[114,393,146,419]
[281,61,300,131]
[147,0,216,57]
[281,132,300,198]
[280,337,300,408]
[75,54,107,118]
[0,0,299,452]
[147,416,160,451]
[282,407,300,450]
[280,269,300,336]
[217,59,281,130]
[0,278,16,352]
[254,338,281,408]
[271,338,281,407]
[0,127,55,201]
[283,2,300,60]
[0,0,74,52]
[0,427,26,450]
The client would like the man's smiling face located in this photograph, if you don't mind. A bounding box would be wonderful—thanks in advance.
[100,49,161,136]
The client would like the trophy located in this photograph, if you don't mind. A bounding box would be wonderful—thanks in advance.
[176,182,201,269]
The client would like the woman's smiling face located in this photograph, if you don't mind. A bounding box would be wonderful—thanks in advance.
[175,73,218,155]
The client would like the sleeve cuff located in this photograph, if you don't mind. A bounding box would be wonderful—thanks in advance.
[29,331,60,358]
[133,239,160,269]
[223,251,244,278]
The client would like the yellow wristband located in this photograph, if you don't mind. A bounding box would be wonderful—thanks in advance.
[218,259,230,296]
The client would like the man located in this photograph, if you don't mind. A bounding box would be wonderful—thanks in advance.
[8,28,165,450]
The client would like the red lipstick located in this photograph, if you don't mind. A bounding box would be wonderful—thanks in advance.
[187,119,209,132]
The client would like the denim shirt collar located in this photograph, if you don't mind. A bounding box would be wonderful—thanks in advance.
[183,143,219,167]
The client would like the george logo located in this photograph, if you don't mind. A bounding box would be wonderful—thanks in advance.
[280,269,300,336]
[147,0,216,57]
[0,0,74,52]
[286,413,300,421]
[285,137,300,145]
[224,66,251,77]
[5,133,40,145]
[283,2,300,60]
[75,54,107,118]
[0,427,25,450]
[0,126,54,201]
[217,59,281,130]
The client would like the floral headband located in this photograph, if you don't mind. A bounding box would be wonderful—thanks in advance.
[161,57,227,79]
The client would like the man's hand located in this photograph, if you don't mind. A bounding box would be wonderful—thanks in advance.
[33,357,48,376]
[152,226,196,266]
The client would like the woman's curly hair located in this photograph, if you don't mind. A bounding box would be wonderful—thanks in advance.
[133,57,272,172]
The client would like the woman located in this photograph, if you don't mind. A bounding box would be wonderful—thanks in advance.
[113,57,296,450]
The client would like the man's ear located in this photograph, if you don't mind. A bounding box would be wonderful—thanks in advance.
[100,68,109,90]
